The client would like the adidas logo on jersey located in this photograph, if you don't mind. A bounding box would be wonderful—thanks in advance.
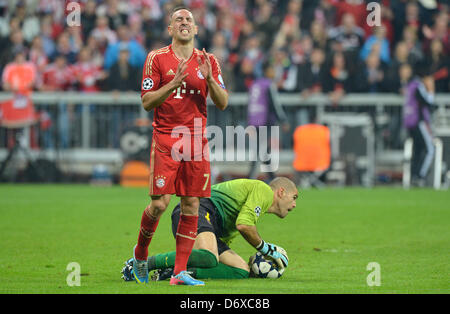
[166,69,175,76]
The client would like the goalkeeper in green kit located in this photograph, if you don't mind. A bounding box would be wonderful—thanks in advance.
[122,177,298,281]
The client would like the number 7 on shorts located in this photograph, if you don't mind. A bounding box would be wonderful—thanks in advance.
[202,174,210,191]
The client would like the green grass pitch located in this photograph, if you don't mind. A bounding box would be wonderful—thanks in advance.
[0,184,448,294]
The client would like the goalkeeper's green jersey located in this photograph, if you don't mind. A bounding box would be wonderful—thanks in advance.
[210,179,274,245]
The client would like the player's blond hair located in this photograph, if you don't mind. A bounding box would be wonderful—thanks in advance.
[269,177,297,193]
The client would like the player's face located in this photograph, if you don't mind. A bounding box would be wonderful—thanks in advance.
[168,9,198,43]
[276,189,298,218]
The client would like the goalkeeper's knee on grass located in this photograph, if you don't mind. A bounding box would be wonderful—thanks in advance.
[191,249,219,268]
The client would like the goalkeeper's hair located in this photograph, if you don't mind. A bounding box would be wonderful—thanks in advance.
[269,177,297,193]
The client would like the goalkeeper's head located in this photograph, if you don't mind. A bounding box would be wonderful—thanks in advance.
[268,177,298,218]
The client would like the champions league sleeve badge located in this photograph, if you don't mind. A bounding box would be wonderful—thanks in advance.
[142,78,154,90]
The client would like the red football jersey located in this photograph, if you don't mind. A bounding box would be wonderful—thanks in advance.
[41,64,72,90]
[141,44,226,134]
[69,62,103,92]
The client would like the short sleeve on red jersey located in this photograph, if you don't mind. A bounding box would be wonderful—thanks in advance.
[141,51,162,98]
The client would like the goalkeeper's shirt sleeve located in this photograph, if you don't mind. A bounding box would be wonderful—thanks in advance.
[235,181,274,226]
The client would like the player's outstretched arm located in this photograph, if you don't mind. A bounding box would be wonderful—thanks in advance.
[237,224,288,269]
[141,59,189,111]
[236,224,262,248]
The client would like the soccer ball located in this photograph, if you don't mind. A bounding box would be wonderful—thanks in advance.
[249,252,285,279]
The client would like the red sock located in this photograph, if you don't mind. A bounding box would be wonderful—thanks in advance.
[134,206,159,261]
[173,214,198,275]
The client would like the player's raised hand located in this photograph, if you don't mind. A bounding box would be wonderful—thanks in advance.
[197,48,212,81]
[172,59,189,89]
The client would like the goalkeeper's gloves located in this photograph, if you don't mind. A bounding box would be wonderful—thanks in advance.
[256,240,288,269]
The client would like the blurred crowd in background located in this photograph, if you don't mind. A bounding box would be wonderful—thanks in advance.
[0,0,449,97]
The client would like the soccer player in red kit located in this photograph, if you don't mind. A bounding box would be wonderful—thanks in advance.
[132,7,228,285]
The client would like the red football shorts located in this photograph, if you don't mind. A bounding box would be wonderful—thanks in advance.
[148,131,211,197]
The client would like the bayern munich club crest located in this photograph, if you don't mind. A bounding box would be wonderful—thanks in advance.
[142,78,154,90]
[155,175,166,188]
